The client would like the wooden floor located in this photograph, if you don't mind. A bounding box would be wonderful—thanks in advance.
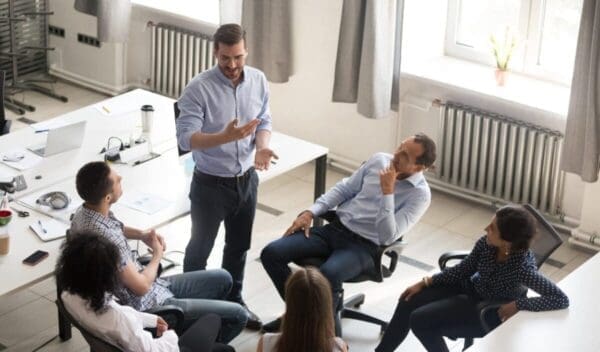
[0,82,594,352]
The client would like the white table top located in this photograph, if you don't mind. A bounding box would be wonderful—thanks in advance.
[0,89,178,199]
[0,89,328,297]
[467,252,600,351]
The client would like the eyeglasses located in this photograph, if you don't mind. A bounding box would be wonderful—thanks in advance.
[217,52,248,65]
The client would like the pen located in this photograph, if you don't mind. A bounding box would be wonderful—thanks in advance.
[102,106,111,114]
[35,129,49,133]
[37,220,47,234]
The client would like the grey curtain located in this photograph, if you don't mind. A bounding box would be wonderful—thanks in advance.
[242,0,293,83]
[74,0,131,43]
[332,0,403,119]
[561,0,600,182]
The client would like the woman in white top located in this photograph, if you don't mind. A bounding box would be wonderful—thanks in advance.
[257,267,348,352]
[56,232,221,352]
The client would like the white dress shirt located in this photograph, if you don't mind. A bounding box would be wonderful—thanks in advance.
[61,291,179,352]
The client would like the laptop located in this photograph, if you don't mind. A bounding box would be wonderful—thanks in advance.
[28,121,87,157]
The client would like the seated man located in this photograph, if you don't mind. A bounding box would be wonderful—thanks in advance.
[260,133,437,331]
[70,161,247,343]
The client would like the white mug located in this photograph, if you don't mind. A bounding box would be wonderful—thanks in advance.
[141,105,154,133]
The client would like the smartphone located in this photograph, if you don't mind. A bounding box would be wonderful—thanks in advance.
[22,250,49,266]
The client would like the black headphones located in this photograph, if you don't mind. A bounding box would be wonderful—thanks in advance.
[36,191,70,210]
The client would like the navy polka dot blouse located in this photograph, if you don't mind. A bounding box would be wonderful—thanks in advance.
[431,236,570,311]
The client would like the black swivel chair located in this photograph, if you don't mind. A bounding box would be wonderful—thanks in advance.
[438,204,563,350]
[295,210,407,337]
[0,71,11,136]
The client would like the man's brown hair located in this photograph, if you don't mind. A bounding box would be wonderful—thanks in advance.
[213,23,246,50]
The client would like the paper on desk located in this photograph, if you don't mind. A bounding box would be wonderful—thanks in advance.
[0,148,42,171]
[119,191,172,215]
[93,100,138,117]
[29,218,69,242]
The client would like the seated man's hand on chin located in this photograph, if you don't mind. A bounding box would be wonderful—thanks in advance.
[379,164,399,195]
[284,211,314,238]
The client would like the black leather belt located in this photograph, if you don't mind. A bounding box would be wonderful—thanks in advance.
[194,167,254,185]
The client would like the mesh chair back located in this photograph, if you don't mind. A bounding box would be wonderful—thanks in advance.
[523,204,563,268]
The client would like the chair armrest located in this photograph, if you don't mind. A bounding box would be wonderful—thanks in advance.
[318,210,337,223]
[477,299,512,332]
[383,238,407,274]
[438,250,470,269]
[145,304,185,334]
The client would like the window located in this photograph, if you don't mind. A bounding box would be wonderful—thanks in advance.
[132,0,220,25]
[445,0,583,84]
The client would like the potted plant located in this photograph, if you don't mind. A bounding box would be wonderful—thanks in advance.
[490,27,517,86]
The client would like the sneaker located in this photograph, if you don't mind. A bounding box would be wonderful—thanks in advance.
[241,303,263,330]
[261,317,282,333]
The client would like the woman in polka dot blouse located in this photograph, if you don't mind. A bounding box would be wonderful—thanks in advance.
[375,205,569,352]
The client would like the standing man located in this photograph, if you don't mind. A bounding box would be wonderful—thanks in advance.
[176,23,277,330]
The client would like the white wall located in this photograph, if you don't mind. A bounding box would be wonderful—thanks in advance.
[48,0,127,94]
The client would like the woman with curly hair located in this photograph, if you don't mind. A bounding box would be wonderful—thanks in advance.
[56,232,225,352]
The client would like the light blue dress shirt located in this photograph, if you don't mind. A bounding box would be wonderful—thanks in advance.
[309,153,431,246]
[176,65,273,177]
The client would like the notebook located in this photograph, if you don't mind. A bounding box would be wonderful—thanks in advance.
[29,219,69,242]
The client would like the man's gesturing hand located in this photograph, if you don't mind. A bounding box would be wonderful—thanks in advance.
[255,148,279,170]
[222,118,260,142]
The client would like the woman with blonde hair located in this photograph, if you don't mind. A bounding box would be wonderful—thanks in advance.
[257,267,348,352]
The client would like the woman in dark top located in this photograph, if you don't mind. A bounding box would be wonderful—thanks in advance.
[375,205,569,352]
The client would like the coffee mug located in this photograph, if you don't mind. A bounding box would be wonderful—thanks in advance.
[141,105,154,133]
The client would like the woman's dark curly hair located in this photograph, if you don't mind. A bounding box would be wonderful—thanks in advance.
[496,205,537,252]
[55,232,120,312]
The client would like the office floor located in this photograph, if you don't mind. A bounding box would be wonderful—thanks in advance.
[0,82,595,352]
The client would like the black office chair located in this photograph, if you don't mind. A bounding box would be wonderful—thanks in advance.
[173,102,188,157]
[438,204,563,350]
[56,294,122,352]
[0,71,11,136]
[294,210,407,337]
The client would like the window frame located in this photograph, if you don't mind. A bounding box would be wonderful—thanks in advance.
[444,0,580,85]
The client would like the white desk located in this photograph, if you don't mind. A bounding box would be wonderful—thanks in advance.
[0,89,329,300]
[467,252,600,351]
[0,89,178,199]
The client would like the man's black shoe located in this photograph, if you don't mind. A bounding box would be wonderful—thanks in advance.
[261,317,282,333]
[241,304,263,330]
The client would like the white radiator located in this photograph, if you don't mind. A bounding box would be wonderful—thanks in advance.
[434,102,565,216]
[150,23,215,98]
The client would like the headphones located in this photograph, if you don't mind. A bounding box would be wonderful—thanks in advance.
[36,191,70,210]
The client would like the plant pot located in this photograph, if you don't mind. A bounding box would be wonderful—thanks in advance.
[495,69,508,86]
